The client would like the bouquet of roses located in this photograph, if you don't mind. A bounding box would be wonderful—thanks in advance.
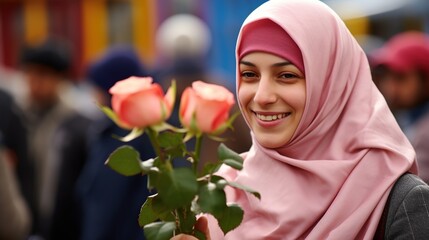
[100,76,259,240]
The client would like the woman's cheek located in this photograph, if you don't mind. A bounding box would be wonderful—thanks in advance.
[238,86,252,111]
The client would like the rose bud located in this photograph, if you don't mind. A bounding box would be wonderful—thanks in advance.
[109,76,175,128]
[180,81,235,134]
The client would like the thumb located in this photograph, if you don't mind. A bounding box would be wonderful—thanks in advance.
[195,216,210,240]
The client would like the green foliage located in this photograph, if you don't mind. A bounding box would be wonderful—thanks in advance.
[105,146,142,176]
[143,222,176,240]
[114,127,144,142]
[157,131,186,158]
[197,182,227,214]
[216,204,244,234]
[156,167,198,209]
[102,102,260,239]
[98,104,121,127]
[218,143,243,163]
[151,194,175,222]
[139,195,158,227]
[212,175,261,200]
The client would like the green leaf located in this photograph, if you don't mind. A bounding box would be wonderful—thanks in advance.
[143,222,175,240]
[105,146,142,176]
[224,181,260,200]
[222,159,243,170]
[113,127,144,142]
[197,182,227,215]
[150,122,187,133]
[216,204,244,234]
[147,171,158,190]
[207,134,227,142]
[217,143,243,163]
[183,132,195,143]
[211,175,260,200]
[156,167,198,209]
[201,162,222,177]
[139,195,158,227]
[98,104,122,127]
[158,131,186,158]
[151,194,175,222]
[158,131,184,148]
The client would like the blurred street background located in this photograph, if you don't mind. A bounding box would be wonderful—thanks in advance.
[0,0,426,85]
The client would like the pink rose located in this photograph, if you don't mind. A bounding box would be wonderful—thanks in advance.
[180,81,235,133]
[109,76,175,128]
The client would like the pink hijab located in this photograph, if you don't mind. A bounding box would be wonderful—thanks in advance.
[207,0,417,239]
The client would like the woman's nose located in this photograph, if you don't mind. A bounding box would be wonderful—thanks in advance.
[253,77,277,105]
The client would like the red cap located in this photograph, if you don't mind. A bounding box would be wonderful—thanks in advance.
[371,32,429,77]
[238,19,304,74]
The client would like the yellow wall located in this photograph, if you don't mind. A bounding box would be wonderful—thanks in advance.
[131,0,157,66]
[344,17,369,36]
[82,0,108,64]
[23,0,48,45]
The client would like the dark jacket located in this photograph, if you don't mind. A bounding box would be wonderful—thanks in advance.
[375,173,429,239]
[76,116,154,240]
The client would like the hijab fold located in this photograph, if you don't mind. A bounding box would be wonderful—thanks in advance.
[207,0,416,239]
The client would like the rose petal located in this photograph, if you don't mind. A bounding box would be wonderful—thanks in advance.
[195,100,232,133]
[109,76,153,95]
[192,80,235,104]
[179,87,198,128]
[164,82,176,117]
[119,91,164,128]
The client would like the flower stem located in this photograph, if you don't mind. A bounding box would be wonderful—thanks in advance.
[145,127,165,162]
[193,134,203,173]
[177,206,195,234]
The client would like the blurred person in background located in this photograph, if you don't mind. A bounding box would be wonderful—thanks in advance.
[20,39,91,239]
[0,88,32,240]
[0,144,32,240]
[371,31,429,183]
[0,65,28,108]
[154,14,251,165]
[76,46,153,240]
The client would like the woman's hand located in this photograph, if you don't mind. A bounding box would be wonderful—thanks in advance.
[170,217,210,240]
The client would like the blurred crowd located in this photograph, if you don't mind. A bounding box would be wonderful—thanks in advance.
[370,31,429,184]
[0,14,250,240]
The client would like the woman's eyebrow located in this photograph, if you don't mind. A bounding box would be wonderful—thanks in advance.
[272,61,292,67]
[239,61,255,66]
[239,61,292,67]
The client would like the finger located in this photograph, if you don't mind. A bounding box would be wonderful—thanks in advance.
[195,216,210,240]
[171,233,199,240]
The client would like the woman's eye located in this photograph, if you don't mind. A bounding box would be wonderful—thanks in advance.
[279,72,298,79]
[241,71,258,79]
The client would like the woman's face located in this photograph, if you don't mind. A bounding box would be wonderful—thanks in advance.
[238,52,306,148]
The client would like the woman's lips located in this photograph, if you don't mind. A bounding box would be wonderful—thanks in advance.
[252,111,291,127]
[255,112,289,121]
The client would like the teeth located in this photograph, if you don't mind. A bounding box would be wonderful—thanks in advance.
[256,113,288,121]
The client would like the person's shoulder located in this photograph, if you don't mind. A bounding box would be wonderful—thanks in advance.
[398,174,429,204]
[390,173,428,210]
[386,173,429,239]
